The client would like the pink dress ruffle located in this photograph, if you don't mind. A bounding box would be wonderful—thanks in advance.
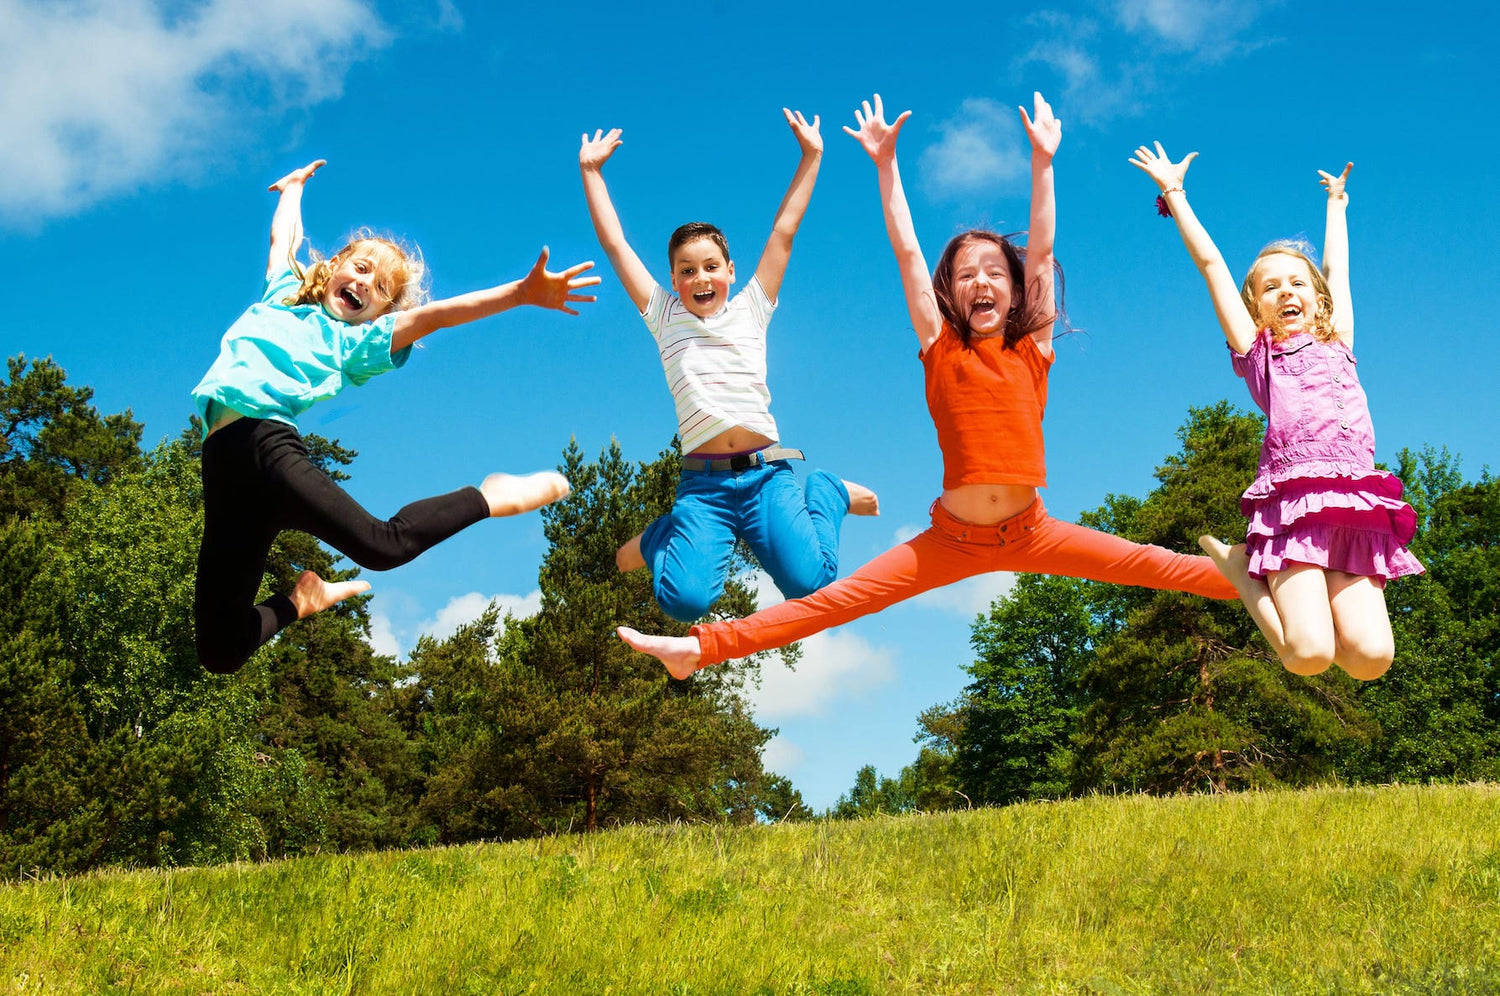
[1241,472,1424,582]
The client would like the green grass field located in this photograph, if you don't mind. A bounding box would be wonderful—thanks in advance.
[3,783,1497,994]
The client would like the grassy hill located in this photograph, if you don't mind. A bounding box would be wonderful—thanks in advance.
[2,783,1497,994]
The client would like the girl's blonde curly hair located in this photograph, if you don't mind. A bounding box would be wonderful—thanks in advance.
[283,229,429,315]
[1240,240,1338,343]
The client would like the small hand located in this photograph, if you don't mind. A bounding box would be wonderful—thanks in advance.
[1128,141,1197,191]
[268,159,326,193]
[1019,92,1061,158]
[519,247,602,315]
[1319,162,1353,202]
[579,129,622,170]
[842,93,911,166]
[783,107,823,156]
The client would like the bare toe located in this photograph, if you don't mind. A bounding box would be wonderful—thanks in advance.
[289,570,371,620]
[617,626,704,680]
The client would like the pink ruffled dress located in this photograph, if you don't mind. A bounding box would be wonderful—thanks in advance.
[1231,329,1423,582]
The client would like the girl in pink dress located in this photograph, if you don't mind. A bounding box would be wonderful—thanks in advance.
[1131,143,1422,680]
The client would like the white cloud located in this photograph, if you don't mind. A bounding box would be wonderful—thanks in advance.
[761,736,805,775]
[367,612,402,658]
[746,627,898,721]
[912,571,1016,617]
[918,98,1030,200]
[420,589,542,643]
[0,0,391,225]
[1115,0,1260,55]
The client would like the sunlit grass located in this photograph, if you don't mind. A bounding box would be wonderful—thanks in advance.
[3,783,1498,994]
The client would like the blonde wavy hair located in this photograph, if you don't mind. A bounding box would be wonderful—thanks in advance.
[1239,240,1338,343]
[283,230,429,315]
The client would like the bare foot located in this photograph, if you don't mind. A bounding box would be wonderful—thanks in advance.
[615,532,645,572]
[844,480,880,516]
[618,626,703,680]
[481,471,570,517]
[288,570,371,620]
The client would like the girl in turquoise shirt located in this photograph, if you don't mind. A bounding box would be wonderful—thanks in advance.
[191,159,598,673]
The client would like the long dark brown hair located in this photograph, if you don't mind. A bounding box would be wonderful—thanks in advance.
[931,230,1065,348]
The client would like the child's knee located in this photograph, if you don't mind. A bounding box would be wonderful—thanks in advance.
[1337,637,1395,681]
[654,578,720,624]
[196,635,248,675]
[1279,632,1336,676]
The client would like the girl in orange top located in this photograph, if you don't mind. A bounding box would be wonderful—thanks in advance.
[620,93,1237,678]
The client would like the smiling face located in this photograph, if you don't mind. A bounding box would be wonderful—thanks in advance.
[1245,250,1327,336]
[670,236,736,318]
[320,241,402,324]
[950,240,1015,336]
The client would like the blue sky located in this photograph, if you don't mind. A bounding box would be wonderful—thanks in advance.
[4,0,1496,811]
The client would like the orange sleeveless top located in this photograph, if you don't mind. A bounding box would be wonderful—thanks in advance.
[922,323,1053,489]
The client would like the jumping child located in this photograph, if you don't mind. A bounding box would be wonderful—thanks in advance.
[1130,143,1422,679]
[192,159,598,674]
[620,93,1238,678]
[579,109,878,623]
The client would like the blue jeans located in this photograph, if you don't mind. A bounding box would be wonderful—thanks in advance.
[640,461,851,622]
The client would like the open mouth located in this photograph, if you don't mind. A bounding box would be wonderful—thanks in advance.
[339,287,365,311]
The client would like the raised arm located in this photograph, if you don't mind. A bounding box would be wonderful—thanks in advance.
[265,159,325,280]
[844,94,940,352]
[1319,162,1354,344]
[390,247,599,351]
[1019,93,1060,355]
[579,130,655,313]
[1129,142,1258,354]
[753,108,823,302]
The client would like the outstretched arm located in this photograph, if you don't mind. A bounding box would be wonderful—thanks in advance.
[754,108,823,302]
[266,159,325,280]
[844,94,940,351]
[1319,162,1354,344]
[390,248,599,351]
[1129,142,1258,354]
[579,129,655,312]
[1019,92,1060,355]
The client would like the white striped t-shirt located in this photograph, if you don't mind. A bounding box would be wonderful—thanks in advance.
[643,277,778,454]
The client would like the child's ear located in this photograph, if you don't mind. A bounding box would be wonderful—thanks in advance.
[727,260,736,284]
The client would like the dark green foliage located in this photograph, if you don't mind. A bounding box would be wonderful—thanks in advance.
[0,354,142,520]
[400,439,783,841]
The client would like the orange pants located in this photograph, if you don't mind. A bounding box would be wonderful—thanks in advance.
[692,498,1238,665]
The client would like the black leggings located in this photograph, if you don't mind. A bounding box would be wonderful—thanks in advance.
[195,417,489,674]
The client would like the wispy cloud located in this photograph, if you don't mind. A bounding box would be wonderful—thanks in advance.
[1010,2,1270,124]
[368,588,542,658]
[739,571,898,721]
[0,0,392,226]
[919,98,1031,200]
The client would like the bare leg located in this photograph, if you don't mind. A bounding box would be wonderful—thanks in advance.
[843,480,880,516]
[1327,571,1394,680]
[480,471,570,517]
[618,626,702,680]
[288,570,371,620]
[1264,564,1338,675]
[1200,536,1288,649]
[615,532,646,572]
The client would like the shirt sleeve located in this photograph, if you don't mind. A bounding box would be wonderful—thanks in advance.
[1230,330,1270,410]
[741,277,776,331]
[340,313,408,385]
[262,265,304,305]
[641,283,671,334]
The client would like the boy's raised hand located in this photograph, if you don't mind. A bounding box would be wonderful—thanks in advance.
[269,159,325,192]
[842,93,910,166]
[518,247,601,315]
[579,129,623,170]
[1319,162,1353,202]
[1019,92,1061,158]
[1129,141,1197,191]
[783,108,822,156]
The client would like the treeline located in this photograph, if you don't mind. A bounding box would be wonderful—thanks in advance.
[0,355,797,877]
[831,403,1500,817]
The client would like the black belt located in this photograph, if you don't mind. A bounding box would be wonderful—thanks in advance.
[680,446,805,473]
